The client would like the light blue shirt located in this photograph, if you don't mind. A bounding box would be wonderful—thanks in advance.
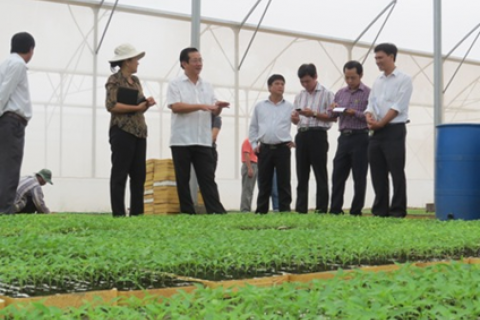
[249,98,294,150]
[365,68,413,124]
[0,53,32,120]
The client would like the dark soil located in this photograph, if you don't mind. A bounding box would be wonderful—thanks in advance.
[0,275,198,298]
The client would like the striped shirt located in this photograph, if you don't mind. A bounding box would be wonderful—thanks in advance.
[249,98,294,150]
[294,82,334,129]
[330,83,370,131]
[14,176,50,213]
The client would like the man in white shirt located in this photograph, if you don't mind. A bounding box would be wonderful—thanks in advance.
[167,47,229,214]
[0,32,35,214]
[365,43,413,218]
[249,74,294,214]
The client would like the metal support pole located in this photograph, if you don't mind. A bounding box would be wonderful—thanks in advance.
[190,0,201,206]
[433,0,443,128]
[91,7,98,178]
[234,28,240,180]
[433,0,443,211]
[191,0,201,49]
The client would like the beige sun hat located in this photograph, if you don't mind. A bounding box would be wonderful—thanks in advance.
[108,43,145,63]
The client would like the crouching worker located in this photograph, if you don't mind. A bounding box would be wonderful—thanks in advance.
[13,169,53,214]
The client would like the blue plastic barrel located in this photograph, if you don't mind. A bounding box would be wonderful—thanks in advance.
[436,124,480,220]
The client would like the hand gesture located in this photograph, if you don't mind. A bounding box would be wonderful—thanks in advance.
[248,167,254,178]
[146,96,156,107]
[344,108,356,116]
[215,101,230,108]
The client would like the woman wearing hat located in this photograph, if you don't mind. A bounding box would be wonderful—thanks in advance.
[105,43,156,217]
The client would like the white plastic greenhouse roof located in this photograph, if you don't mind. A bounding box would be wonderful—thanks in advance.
[1,0,480,212]
[95,0,480,60]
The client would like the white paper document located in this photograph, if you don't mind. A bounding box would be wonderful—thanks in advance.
[332,107,346,113]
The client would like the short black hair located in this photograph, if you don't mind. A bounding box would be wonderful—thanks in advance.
[297,63,317,79]
[267,74,285,86]
[374,43,397,61]
[11,32,35,54]
[343,60,363,75]
[179,47,199,69]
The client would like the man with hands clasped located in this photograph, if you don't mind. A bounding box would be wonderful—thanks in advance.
[167,47,229,214]
[365,43,413,218]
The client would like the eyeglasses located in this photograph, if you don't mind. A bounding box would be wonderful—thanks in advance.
[189,58,203,64]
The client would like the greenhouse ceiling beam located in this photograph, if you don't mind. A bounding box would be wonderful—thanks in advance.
[36,0,480,66]
[353,0,396,46]
[94,0,118,54]
[238,0,273,70]
[239,0,263,29]
[357,0,397,65]
[443,23,480,94]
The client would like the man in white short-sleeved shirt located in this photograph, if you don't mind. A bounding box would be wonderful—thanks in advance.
[365,43,413,218]
[0,32,35,214]
[166,47,229,214]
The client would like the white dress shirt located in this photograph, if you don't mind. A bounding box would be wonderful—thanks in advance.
[294,82,334,129]
[0,53,32,121]
[167,74,216,147]
[249,98,294,149]
[365,68,413,124]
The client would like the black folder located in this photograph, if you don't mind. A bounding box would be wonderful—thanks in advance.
[117,87,139,105]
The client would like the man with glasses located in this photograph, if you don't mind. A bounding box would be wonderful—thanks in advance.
[167,47,229,214]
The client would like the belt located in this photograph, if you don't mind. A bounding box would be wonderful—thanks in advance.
[298,126,327,132]
[262,142,289,149]
[386,122,408,126]
[2,112,28,126]
[340,129,369,136]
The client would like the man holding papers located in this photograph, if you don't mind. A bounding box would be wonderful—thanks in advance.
[328,61,370,216]
[365,43,413,218]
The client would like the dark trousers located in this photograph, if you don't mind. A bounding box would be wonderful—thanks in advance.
[368,124,407,217]
[20,195,39,214]
[295,130,328,213]
[256,143,291,213]
[0,114,26,214]
[109,126,146,217]
[171,145,226,214]
[330,132,369,215]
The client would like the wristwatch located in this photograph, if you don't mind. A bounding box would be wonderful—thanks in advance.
[312,111,317,118]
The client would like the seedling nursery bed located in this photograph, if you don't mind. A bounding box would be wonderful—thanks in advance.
[2,213,480,299]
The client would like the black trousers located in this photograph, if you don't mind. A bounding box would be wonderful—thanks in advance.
[295,130,328,213]
[171,145,226,214]
[256,143,291,213]
[368,124,407,217]
[19,195,39,214]
[0,114,26,214]
[109,126,146,217]
[330,132,369,215]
